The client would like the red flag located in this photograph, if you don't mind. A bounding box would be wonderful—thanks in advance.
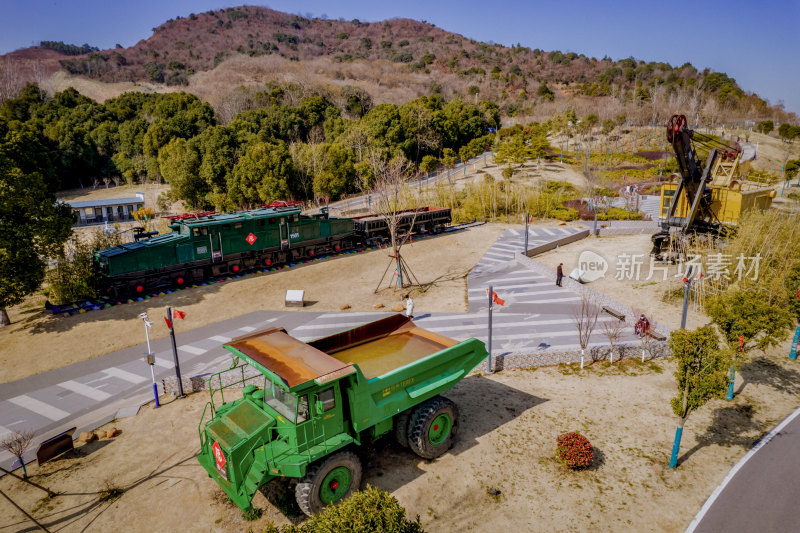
[485,289,505,306]
[173,309,186,320]
[164,317,173,329]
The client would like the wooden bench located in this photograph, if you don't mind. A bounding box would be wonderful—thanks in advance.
[601,306,626,321]
[646,330,667,341]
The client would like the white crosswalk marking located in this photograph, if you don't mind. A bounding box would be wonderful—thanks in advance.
[8,395,69,421]
[154,357,174,368]
[238,326,256,332]
[208,335,231,343]
[179,344,207,355]
[102,367,147,384]
[0,424,11,440]
[58,380,112,401]
[293,319,371,332]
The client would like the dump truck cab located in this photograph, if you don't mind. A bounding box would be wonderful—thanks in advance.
[197,314,487,515]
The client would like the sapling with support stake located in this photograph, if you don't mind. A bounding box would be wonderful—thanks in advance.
[668,326,729,468]
[572,293,600,370]
[706,289,793,400]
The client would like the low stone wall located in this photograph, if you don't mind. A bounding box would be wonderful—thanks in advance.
[525,229,591,257]
[579,220,659,237]
[162,364,263,396]
[489,341,669,371]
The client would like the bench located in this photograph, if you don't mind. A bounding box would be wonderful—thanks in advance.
[601,306,626,321]
[646,330,667,341]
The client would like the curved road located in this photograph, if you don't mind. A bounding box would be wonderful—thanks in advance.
[688,405,800,532]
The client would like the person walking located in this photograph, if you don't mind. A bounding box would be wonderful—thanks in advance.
[556,263,564,287]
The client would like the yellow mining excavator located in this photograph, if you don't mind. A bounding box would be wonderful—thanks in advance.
[651,115,775,259]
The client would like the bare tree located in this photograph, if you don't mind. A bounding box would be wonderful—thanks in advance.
[602,318,625,364]
[572,293,600,369]
[359,148,417,290]
[102,177,111,189]
[1,429,34,478]
[0,56,22,104]
[91,177,99,190]
[112,176,121,188]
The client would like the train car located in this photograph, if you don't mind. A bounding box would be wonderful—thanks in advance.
[94,207,355,297]
[352,207,451,244]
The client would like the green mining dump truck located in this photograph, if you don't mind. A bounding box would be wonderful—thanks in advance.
[197,314,487,515]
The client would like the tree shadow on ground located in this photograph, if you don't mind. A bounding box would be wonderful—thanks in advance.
[677,404,762,467]
[736,356,800,396]
[360,375,547,496]
[8,452,199,533]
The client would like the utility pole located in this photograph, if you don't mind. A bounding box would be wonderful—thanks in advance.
[140,312,159,408]
[486,285,494,374]
[166,306,185,398]
[680,266,694,329]
[524,213,529,255]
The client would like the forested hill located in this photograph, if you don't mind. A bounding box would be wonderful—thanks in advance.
[3,5,782,120]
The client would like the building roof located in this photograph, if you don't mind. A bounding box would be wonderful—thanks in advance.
[63,196,144,209]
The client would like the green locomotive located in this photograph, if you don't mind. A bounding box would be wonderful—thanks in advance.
[94,206,354,297]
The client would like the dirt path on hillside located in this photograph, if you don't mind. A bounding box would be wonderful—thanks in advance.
[0,225,505,384]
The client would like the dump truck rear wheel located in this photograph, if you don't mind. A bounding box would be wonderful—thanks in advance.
[295,450,362,516]
[394,410,411,448]
[407,395,459,459]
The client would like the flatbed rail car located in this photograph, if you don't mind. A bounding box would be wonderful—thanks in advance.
[351,206,451,244]
[197,314,487,515]
[94,206,354,296]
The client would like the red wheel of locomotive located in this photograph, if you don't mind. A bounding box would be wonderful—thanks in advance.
[309,250,315,257]
[265,258,272,266]
[177,277,184,285]
[335,245,340,252]
[233,265,240,272]
[136,285,144,293]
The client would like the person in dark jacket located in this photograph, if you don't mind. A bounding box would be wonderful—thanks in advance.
[556,263,564,287]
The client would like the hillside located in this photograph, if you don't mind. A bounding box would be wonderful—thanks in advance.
[2,5,792,123]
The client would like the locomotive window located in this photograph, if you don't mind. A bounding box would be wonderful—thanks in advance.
[222,224,231,231]
[257,219,266,226]
[234,223,242,229]
[269,218,276,225]
[192,227,208,237]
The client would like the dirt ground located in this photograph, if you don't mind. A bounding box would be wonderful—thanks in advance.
[536,233,708,331]
[446,157,589,192]
[3,345,798,533]
[0,224,505,384]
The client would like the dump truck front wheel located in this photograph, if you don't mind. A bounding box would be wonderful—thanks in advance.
[295,450,362,516]
[394,410,411,448]
[408,395,459,459]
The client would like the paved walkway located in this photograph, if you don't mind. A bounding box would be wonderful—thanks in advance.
[0,224,641,470]
[688,406,800,532]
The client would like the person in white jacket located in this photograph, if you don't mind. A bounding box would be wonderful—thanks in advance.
[405,296,414,318]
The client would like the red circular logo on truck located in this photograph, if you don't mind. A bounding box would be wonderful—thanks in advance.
[212,440,227,480]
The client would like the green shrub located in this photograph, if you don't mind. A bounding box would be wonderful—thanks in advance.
[551,207,578,221]
[264,485,423,533]
[556,432,594,470]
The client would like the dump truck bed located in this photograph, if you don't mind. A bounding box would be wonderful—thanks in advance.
[308,314,458,379]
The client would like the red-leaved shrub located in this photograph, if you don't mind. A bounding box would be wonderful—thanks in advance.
[556,432,594,470]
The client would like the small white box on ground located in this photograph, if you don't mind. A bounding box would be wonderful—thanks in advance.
[285,289,305,307]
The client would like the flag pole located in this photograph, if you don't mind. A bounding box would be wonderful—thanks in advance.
[166,306,186,398]
[487,285,493,374]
